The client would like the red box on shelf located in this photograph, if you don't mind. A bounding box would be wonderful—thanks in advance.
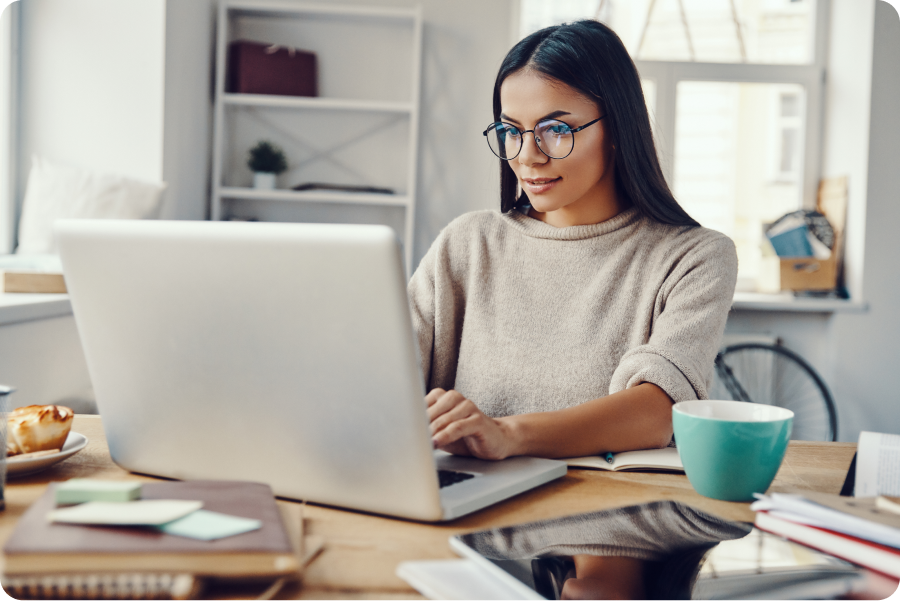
[227,40,318,97]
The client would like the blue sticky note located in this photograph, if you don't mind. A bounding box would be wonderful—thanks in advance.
[157,509,262,541]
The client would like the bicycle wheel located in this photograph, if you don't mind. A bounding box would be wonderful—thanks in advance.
[711,343,838,442]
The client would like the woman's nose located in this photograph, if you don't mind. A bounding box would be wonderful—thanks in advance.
[517,131,549,166]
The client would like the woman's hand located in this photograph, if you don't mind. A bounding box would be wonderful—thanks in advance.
[426,388,516,460]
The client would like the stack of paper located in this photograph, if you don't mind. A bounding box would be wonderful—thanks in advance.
[751,491,900,578]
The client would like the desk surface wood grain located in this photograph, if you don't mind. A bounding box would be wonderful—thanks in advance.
[0,415,857,599]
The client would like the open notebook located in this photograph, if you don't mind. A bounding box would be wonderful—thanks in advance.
[565,447,684,472]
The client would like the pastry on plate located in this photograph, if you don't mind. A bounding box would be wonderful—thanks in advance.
[7,404,74,456]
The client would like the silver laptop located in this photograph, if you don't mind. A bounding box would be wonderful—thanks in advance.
[56,219,566,521]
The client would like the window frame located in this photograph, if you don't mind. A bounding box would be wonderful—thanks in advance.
[634,0,830,213]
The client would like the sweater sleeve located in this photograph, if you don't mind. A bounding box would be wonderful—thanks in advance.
[609,235,738,402]
[407,242,437,390]
[407,220,471,393]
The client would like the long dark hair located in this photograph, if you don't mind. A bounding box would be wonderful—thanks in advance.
[493,20,698,227]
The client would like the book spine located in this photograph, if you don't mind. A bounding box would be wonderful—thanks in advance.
[0,573,201,600]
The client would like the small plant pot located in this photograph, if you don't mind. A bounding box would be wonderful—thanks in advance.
[253,172,277,190]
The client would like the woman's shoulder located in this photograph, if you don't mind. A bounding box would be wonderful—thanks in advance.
[635,219,738,283]
[442,209,505,231]
[642,219,736,258]
[415,210,505,273]
[432,210,507,247]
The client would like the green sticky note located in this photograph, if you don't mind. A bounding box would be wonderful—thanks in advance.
[157,510,262,541]
[55,479,142,505]
[49,500,202,525]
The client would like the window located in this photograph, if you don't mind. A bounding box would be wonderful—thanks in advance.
[519,0,828,291]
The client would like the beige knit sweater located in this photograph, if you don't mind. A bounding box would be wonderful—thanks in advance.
[407,208,738,418]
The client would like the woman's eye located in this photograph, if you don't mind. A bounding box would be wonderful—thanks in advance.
[547,124,570,135]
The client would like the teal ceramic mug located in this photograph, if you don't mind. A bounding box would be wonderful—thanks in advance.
[673,400,793,502]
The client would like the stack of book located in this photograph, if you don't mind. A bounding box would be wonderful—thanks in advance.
[2,480,322,600]
[751,491,900,580]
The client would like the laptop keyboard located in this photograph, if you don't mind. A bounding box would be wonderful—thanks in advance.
[438,469,476,488]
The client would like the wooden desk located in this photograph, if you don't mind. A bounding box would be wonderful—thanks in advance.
[0,415,858,599]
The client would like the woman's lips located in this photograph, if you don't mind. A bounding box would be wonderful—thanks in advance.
[522,177,561,194]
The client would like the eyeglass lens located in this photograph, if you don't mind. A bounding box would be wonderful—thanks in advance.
[486,120,574,160]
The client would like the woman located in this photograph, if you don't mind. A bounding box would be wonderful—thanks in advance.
[408,20,737,461]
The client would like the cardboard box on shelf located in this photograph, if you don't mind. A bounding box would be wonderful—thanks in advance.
[779,254,838,291]
[778,177,848,292]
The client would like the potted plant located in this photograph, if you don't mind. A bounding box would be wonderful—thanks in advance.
[247,141,287,189]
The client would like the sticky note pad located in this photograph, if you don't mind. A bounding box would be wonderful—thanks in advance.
[55,479,143,505]
[48,500,203,525]
[157,509,262,541]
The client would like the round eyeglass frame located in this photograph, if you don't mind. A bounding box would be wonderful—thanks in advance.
[482,116,605,160]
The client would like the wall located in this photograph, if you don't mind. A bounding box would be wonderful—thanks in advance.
[0,3,16,253]
[160,0,215,220]
[15,0,215,226]
[16,0,167,234]
[828,0,900,440]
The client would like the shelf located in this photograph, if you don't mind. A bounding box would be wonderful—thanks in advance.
[223,94,414,113]
[732,292,868,313]
[212,1,423,271]
[225,1,419,22]
[0,293,71,326]
[218,187,411,207]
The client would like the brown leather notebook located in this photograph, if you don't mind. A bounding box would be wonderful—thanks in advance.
[3,480,300,578]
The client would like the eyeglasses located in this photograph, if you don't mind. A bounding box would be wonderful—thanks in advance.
[482,116,605,160]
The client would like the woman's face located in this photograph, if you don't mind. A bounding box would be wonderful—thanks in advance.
[499,69,621,227]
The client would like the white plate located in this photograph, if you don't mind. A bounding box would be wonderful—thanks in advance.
[6,432,88,478]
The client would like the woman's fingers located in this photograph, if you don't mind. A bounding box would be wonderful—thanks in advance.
[432,412,483,446]
[424,388,446,408]
[426,389,467,423]
[429,396,478,435]
[424,389,512,460]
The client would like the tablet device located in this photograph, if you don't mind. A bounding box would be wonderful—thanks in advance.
[449,500,861,599]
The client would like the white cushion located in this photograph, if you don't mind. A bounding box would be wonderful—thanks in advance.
[15,156,166,254]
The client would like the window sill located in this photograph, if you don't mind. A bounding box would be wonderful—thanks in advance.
[0,290,868,325]
[0,292,72,326]
[732,292,868,313]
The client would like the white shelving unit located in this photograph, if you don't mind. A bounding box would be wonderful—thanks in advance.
[211,1,423,270]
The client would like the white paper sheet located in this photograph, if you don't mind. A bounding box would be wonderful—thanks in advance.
[856,431,900,497]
